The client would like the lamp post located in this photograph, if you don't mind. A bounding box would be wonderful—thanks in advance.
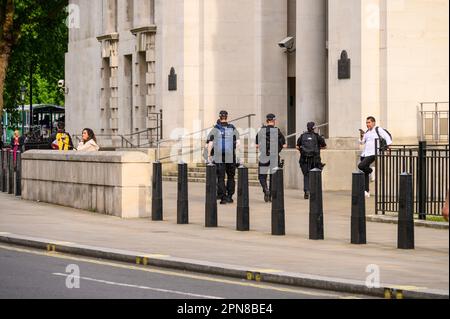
[20,85,26,135]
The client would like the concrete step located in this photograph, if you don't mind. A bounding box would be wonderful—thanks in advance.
[188,167,259,173]
[164,171,260,180]
[162,176,261,187]
[195,162,260,169]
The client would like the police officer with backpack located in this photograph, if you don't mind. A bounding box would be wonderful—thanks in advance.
[207,110,241,205]
[297,122,327,199]
[256,113,287,202]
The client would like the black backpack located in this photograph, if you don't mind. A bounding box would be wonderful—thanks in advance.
[300,132,319,157]
[375,127,392,151]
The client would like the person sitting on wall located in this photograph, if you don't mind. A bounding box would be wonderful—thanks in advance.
[76,128,100,152]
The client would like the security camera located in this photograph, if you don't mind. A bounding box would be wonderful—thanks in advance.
[278,37,295,52]
[58,80,65,88]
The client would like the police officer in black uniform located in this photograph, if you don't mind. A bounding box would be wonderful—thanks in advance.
[256,114,287,202]
[297,122,327,199]
[207,110,240,205]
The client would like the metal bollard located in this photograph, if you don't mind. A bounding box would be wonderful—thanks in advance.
[205,163,218,227]
[309,168,324,240]
[177,162,189,224]
[237,165,250,231]
[8,150,14,195]
[2,149,7,192]
[151,162,163,221]
[398,173,414,249]
[351,171,366,244]
[15,152,22,197]
[271,167,285,236]
[0,149,4,192]
[417,141,427,220]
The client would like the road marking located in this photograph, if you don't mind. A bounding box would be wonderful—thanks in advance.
[52,273,223,299]
[0,244,361,299]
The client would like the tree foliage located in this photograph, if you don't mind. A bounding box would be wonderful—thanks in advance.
[1,0,68,130]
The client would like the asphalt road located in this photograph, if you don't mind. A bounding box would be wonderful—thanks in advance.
[0,244,372,299]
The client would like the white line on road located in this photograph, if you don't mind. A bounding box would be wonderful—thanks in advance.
[52,273,224,299]
[0,243,360,298]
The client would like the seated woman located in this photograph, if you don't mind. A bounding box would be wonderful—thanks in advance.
[77,128,100,152]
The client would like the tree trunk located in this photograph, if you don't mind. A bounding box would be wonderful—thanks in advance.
[0,0,15,120]
[0,45,12,119]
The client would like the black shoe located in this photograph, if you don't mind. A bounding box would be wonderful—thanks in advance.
[225,197,234,203]
[263,189,271,203]
[220,198,228,205]
[304,192,310,200]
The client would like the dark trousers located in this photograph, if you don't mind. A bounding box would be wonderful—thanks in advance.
[258,157,282,194]
[258,171,273,194]
[216,163,236,199]
[358,156,376,192]
[300,156,321,193]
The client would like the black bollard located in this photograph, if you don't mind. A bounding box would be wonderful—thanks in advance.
[398,173,414,249]
[8,150,14,195]
[237,165,250,231]
[271,167,285,236]
[1,149,7,193]
[205,163,217,227]
[351,171,366,244]
[15,152,22,197]
[151,162,163,221]
[177,162,189,224]
[0,149,4,192]
[309,168,324,240]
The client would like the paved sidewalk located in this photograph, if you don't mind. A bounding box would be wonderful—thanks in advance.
[0,182,448,297]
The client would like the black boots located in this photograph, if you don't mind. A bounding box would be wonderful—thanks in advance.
[264,188,271,203]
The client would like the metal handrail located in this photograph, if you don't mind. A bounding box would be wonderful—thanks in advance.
[156,113,256,161]
[285,122,329,139]
[418,102,449,143]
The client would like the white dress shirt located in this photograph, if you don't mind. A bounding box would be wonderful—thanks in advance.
[360,127,392,157]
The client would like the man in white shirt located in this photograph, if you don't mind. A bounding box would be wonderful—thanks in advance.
[358,116,392,197]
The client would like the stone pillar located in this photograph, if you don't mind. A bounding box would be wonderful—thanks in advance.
[104,0,118,34]
[296,0,327,136]
[131,26,157,136]
[98,34,120,135]
[327,0,363,149]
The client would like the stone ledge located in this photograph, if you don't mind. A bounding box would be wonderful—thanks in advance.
[22,150,151,163]
[367,215,449,230]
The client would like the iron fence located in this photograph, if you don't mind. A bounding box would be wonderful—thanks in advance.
[375,142,449,218]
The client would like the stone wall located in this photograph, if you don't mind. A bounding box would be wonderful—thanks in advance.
[21,151,151,218]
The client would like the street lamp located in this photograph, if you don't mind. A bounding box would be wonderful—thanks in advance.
[20,85,27,135]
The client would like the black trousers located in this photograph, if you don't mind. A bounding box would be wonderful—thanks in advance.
[216,163,236,199]
[358,156,376,192]
[258,167,273,194]
[258,157,282,193]
[299,155,321,193]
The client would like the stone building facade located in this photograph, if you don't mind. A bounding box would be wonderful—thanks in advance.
[65,0,449,147]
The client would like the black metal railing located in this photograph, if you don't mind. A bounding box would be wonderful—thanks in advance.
[375,142,449,218]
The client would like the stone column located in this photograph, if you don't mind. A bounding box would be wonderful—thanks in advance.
[98,34,120,135]
[296,0,327,137]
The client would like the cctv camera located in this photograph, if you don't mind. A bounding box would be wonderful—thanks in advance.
[58,80,65,88]
[278,37,295,51]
